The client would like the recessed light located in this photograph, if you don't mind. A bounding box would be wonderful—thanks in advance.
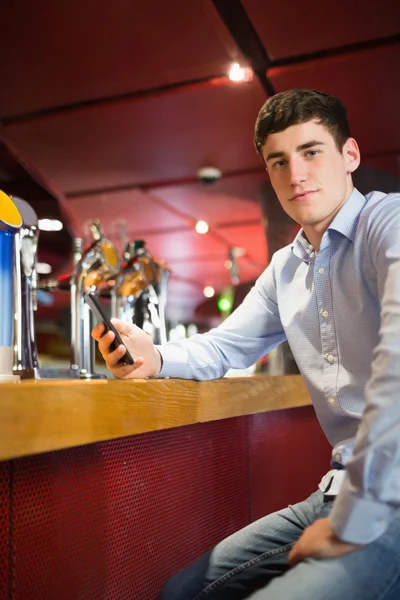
[36,262,52,275]
[38,218,63,232]
[228,62,253,82]
[195,220,209,234]
[203,286,215,298]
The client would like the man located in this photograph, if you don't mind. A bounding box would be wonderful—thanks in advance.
[92,89,400,599]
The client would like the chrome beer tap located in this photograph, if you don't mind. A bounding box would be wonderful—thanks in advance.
[11,197,39,379]
[115,240,170,344]
[70,221,120,379]
[114,241,150,322]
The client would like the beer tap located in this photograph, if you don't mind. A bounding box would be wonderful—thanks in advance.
[70,220,120,379]
[12,197,39,378]
[115,240,170,344]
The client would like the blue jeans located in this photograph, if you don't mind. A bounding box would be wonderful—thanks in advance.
[158,490,400,600]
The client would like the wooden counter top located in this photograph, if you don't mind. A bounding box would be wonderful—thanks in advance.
[0,375,310,461]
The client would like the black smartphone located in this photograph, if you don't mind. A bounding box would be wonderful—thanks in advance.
[84,291,134,366]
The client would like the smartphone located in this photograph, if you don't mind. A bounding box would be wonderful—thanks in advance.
[84,291,134,366]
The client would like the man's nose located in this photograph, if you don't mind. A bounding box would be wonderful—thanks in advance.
[288,159,308,186]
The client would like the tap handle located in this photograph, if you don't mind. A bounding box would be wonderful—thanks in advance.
[73,237,83,266]
[89,220,103,241]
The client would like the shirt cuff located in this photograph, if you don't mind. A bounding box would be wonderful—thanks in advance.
[154,344,188,379]
[330,474,395,544]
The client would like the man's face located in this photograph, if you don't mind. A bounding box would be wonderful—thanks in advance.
[261,120,359,230]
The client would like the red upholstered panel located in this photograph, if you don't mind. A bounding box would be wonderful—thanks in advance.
[1,408,333,598]
[248,407,332,520]
[9,420,249,600]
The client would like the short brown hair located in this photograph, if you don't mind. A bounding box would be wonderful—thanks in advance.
[254,89,351,157]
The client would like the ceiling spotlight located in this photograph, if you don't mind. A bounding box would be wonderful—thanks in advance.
[195,220,209,234]
[38,218,63,232]
[228,62,253,83]
[203,286,215,298]
[36,262,52,275]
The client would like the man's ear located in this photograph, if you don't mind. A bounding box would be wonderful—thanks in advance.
[343,137,360,174]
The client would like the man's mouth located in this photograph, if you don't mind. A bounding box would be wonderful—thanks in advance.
[291,191,317,202]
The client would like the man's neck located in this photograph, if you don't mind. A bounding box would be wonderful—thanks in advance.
[303,185,354,252]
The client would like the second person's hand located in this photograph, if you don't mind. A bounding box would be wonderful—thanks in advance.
[91,318,162,379]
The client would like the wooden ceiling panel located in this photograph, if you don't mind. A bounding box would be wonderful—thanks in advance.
[67,189,190,238]
[268,44,400,156]
[149,173,266,225]
[0,0,243,118]
[214,223,268,266]
[167,278,203,295]
[170,258,263,290]
[129,229,227,263]
[4,79,267,194]
[242,0,400,59]
[171,265,233,292]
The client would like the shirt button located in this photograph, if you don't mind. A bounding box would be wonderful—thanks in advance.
[327,354,334,363]
[318,267,325,274]
[328,397,336,406]
[321,310,329,317]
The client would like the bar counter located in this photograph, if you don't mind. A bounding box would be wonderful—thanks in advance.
[1,374,310,461]
[0,375,331,600]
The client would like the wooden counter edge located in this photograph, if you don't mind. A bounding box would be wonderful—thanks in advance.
[0,375,311,461]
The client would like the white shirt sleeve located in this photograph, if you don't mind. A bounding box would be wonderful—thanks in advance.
[330,208,400,544]
[157,258,286,380]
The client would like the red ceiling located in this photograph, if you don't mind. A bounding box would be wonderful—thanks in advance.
[68,189,191,238]
[1,0,399,325]
[3,79,266,194]
[269,44,400,157]
[0,0,243,117]
[148,173,266,226]
[242,0,400,59]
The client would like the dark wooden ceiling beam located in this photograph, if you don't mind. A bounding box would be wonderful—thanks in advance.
[1,75,229,125]
[269,34,400,68]
[211,0,276,97]
[65,166,266,199]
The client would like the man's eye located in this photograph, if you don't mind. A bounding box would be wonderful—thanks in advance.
[305,150,319,157]
[273,160,286,168]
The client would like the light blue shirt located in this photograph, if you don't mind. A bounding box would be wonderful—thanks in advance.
[158,188,400,545]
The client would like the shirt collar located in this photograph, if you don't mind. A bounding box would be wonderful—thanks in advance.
[291,188,367,262]
[292,229,315,262]
[327,187,367,242]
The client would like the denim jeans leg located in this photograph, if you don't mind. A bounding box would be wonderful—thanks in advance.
[157,490,329,600]
[247,508,400,600]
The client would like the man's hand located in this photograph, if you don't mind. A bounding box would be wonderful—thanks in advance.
[92,318,162,379]
[288,517,362,566]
